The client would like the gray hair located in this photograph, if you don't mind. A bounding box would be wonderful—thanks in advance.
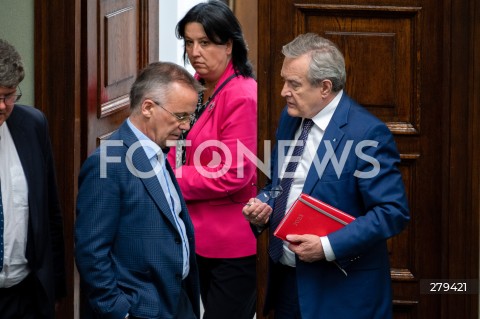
[129,61,204,111]
[282,33,346,92]
[0,39,25,88]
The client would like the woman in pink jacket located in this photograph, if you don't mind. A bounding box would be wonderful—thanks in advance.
[167,1,258,318]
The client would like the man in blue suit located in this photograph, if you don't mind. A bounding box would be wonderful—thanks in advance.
[243,33,410,319]
[0,39,66,319]
[75,62,203,319]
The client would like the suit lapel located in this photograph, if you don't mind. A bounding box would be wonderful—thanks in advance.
[118,123,178,228]
[303,125,345,194]
[7,108,34,191]
[303,94,351,194]
[278,115,302,141]
[272,113,302,186]
[165,160,194,235]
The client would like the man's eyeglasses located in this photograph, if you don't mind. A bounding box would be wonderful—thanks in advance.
[226,183,283,205]
[256,185,283,202]
[0,87,22,106]
[151,100,195,123]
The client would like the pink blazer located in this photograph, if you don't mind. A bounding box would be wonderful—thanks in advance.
[168,62,258,258]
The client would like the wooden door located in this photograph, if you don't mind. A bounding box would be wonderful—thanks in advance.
[256,0,479,318]
[34,0,158,317]
[83,0,159,154]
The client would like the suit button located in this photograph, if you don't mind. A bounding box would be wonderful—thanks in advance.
[175,238,181,244]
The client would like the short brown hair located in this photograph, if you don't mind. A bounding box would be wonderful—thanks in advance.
[0,39,25,88]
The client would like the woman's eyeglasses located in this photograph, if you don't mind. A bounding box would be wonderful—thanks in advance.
[226,183,283,205]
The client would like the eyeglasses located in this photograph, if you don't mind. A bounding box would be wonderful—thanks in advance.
[226,183,283,205]
[0,87,22,106]
[256,185,283,202]
[151,100,195,123]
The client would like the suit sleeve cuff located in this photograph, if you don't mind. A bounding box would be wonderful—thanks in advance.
[320,236,336,261]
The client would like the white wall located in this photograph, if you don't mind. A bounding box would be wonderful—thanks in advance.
[158,0,206,74]
[0,0,35,106]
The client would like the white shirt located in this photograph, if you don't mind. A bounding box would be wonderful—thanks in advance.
[127,119,190,279]
[279,91,343,266]
[0,122,30,288]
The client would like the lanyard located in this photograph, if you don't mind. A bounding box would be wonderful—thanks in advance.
[204,73,238,110]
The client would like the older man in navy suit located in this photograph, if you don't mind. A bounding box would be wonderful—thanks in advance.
[0,39,66,319]
[75,62,203,319]
[243,33,410,319]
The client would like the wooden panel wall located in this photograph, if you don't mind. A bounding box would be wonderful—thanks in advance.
[34,0,81,317]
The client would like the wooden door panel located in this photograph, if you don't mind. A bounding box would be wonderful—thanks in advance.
[101,1,137,111]
[295,4,421,135]
[390,158,419,315]
[84,0,158,155]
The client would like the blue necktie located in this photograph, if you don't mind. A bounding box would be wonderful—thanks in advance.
[269,119,314,263]
[0,180,4,272]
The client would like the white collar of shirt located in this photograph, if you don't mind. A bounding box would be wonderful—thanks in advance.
[310,89,343,130]
[126,118,163,163]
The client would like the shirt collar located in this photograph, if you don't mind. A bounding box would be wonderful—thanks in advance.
[311,90,343,131]
[126,118,162,161]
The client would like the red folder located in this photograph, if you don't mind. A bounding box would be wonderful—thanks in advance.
[274,193,355,240]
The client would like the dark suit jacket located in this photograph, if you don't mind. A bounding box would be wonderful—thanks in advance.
[75,121,200,319]
[265,93,410,319]
[6,104,66,318]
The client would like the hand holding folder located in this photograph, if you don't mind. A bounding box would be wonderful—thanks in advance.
[273,193,355,241]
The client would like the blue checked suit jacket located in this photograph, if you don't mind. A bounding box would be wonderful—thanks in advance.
[75,121,200,319]
[264,93,410,319]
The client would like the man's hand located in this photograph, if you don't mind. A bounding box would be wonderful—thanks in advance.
[286,234,325,262]
[242,198,273,226]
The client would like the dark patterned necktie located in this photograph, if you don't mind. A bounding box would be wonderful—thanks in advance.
[269,119,314,263]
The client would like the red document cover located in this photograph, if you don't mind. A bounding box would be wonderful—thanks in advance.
[274,193,356,240]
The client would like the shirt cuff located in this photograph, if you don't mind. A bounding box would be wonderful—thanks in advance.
[320,236,336,261]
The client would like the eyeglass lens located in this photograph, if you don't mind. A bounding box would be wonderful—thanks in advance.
[0,93,21,105]
[256,185,283,202]
[225,184,283,205]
